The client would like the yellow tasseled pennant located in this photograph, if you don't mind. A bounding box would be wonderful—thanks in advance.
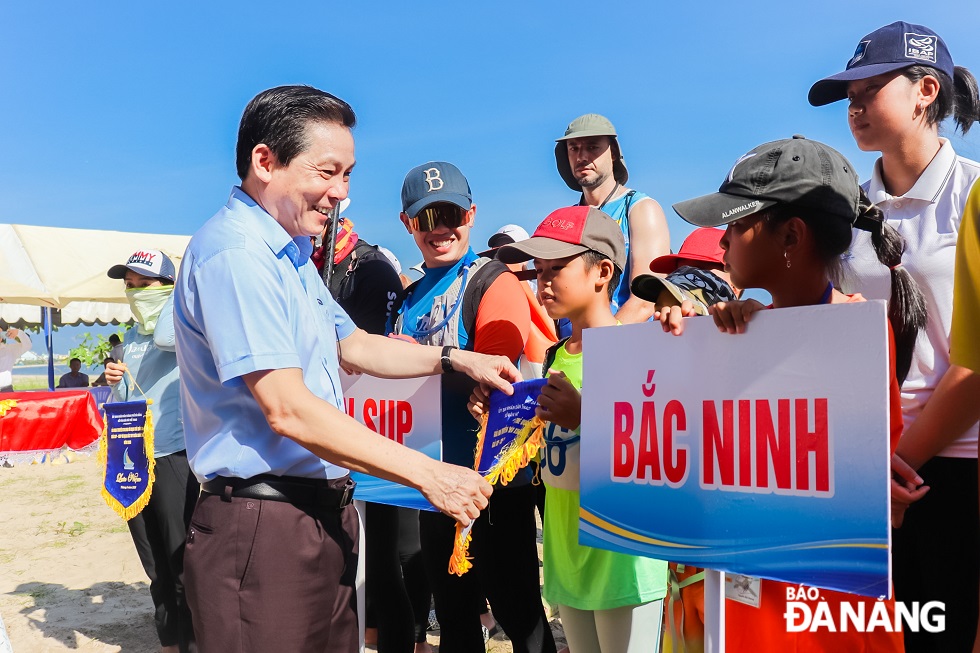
[449,522,474,576]
[448,412,547,576]
[98,371,156,520]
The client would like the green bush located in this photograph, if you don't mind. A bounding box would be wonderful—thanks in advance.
[67,330,128,367]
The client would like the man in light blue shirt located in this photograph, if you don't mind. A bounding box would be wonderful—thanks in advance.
[174,85,519,653]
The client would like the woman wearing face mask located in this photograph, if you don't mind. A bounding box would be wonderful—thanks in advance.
[105,249,198,653]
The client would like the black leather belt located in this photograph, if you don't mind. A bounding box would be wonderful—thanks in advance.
[202,474,355,510]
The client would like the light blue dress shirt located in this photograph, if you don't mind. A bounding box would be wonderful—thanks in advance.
[174,187,357,481]
[112,291,184,458]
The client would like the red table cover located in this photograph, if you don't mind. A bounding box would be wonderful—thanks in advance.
[0,390,103,457]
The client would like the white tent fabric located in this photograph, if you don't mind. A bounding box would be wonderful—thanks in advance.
[0,224,189,314]
[0,301,136,326]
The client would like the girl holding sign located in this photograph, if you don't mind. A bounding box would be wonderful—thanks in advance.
[664,136,926,652]
[808,22,980,651]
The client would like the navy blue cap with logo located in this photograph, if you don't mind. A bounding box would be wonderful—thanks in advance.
[809,21,954,106]
[400,161,473,219]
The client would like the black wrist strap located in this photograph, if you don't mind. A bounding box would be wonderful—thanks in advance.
[441,346,457,373]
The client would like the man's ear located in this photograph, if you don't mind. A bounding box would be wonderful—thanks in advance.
[399,212,414,234]
[465,204,477,227]
[250,144,277,183]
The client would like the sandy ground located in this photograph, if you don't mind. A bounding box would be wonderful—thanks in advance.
[0,455,158,652]
[0,455,565,652]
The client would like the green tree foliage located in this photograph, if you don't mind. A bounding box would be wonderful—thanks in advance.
[67,330,127,367]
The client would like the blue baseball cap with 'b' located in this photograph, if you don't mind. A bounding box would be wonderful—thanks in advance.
[400,161,473,219]
[808,21,955,106]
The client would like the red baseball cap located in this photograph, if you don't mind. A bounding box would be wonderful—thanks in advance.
[496,206,626,271]
[649,227,725,273]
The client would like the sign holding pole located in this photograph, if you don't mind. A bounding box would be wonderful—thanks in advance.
[579,301,891,600]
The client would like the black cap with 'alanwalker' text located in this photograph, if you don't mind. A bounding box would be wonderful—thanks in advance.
[672,136,863,228]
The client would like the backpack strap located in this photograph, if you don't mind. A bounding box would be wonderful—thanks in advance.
[459,259,509,350]
[667,564,706,653]
[623,189,637,217]
[389,276,422,336]
[391,256,508,344]
[324,249,355,299]
[542,337,571,377]
[325,241,384,300]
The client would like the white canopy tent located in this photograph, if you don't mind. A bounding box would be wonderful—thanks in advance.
[0,223,189,310]
[0,301,138,327]
[0,223,190,387]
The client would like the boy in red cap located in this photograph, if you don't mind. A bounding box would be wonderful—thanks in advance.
[471,205,668,652]
[632,228,742,334]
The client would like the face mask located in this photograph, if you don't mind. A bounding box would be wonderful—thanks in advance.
[126,286,173,335]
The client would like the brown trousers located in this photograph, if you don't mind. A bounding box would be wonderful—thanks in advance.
[184,486,359,653]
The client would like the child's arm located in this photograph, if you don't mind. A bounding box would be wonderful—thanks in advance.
[535,371,581,431]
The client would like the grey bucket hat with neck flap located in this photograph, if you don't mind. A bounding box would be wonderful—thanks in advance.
[555,114,629,191]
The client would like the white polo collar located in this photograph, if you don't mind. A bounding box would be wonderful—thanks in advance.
[867,138,957,204]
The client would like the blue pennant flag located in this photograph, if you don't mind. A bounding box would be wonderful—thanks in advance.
[451,378,549,576]
[476,378,548,476]
[100,400,155,520]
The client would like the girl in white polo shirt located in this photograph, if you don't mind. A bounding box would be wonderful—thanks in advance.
[809,20,980,652]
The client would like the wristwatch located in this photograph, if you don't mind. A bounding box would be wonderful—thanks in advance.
[441,346,457,373]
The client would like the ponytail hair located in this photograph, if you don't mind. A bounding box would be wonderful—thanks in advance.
[904,65,980,135]
[858,197,928,384]
[952,66,980,135]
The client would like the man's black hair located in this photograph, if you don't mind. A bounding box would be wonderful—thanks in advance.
[236,85,357,181]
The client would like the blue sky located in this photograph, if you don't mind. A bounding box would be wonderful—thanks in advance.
[3,0,979,356]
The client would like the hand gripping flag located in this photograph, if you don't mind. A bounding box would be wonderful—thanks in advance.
[449,378,548,575]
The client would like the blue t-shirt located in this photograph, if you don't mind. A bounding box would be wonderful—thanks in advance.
[174,187,357,481]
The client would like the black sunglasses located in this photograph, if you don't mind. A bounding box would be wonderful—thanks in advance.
[411,204,468,232]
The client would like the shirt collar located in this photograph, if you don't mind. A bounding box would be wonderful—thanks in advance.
[867,138,957,204]
[227,187,311,268]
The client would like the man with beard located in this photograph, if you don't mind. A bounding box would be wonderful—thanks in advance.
[554,114,670,324]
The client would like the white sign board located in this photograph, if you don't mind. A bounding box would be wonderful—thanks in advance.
[341,371,441,510]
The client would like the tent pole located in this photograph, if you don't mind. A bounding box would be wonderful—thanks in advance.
[43,307,55,391]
